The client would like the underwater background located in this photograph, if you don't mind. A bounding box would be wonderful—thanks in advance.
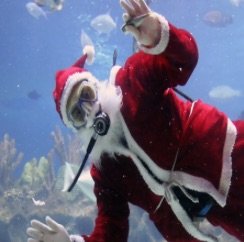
[0,0,243,241]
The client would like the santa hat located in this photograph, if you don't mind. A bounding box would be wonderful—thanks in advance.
[53,45,96,128]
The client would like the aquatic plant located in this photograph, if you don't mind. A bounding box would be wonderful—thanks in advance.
[0,133,23,191]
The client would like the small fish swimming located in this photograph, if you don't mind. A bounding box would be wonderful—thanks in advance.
[32,197,46,206]
[34,0,64,11]
[229,0,244,6]
[203,10,233,28]
[26,2,47,19]
[209,85,241,99]
[90,13,117,35]
[27,90,41,100]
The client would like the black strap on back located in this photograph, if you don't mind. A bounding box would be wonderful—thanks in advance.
[172,186,215,220]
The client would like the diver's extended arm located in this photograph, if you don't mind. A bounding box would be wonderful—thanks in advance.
[119,0,198,87]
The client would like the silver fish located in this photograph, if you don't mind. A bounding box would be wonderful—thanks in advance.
[26,2,47,19]
[203,10,233,28]
[34,0,64,11]
[90,14,117,35]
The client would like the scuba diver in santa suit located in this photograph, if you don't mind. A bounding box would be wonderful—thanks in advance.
[27,0,244,241]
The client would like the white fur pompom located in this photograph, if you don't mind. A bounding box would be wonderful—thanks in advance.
[83,45,95,64]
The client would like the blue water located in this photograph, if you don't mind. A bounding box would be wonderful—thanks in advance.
[0,0,133,161]
[0,0,244,160]
[0,0,244,241]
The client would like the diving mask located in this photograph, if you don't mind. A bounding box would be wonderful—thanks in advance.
[67,80,97,129]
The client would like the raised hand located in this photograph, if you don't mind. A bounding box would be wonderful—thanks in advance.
[120,0,161,47]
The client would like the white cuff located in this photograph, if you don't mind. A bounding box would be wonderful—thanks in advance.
[70,235,85,242]
[139,13,170,55]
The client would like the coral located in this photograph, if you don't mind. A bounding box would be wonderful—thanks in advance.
[19,159,39,187]
[50,126,67,165]
[0,130,97,241]
[0,128,162,242]
[19,156,53,191]
[43,153,56,193]
[0,133,23,190]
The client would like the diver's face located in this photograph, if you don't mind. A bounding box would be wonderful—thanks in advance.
[66,79,97,130]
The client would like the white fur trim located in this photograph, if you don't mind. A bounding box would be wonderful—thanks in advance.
[83,45,95,64]
[119,113,236,241]
[60,71,98,130]
[116,142,167,196]
[118,114,217,241]
[70,235,85,242]
[169,199,217,241]
[197,219,240,242]
[119,113,224,204]
[170,172,226,207]
[218,118,236,203]
[109,65,121,85]
[113,144,218,241]
[119,103,236,207]
[139,13,170,55]
[119,113,170,195]
[189,100,197,117]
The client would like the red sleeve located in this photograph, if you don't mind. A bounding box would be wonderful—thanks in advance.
[163,23,199,86]
[82,164,129,242]
[116,23,198,96]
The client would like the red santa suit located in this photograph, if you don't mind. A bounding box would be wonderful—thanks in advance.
[54,14,244,242]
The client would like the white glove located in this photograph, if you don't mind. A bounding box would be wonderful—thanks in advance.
[120,0,161,47]
[27,216,72,242]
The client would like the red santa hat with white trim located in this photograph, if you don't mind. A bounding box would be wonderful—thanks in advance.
[53,45,96,127]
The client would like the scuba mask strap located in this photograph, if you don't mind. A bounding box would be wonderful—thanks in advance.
[68,107,110,192]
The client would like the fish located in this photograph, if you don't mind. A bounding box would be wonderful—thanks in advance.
[229,0,244,7]
[90,13,117,35]
[32,197,46,206]
[26,2,47,19]
[209,85,241,99]
[47,0,64,11]
[202,10,233,28]
[34,0,64,11]
[27,90,41,100]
